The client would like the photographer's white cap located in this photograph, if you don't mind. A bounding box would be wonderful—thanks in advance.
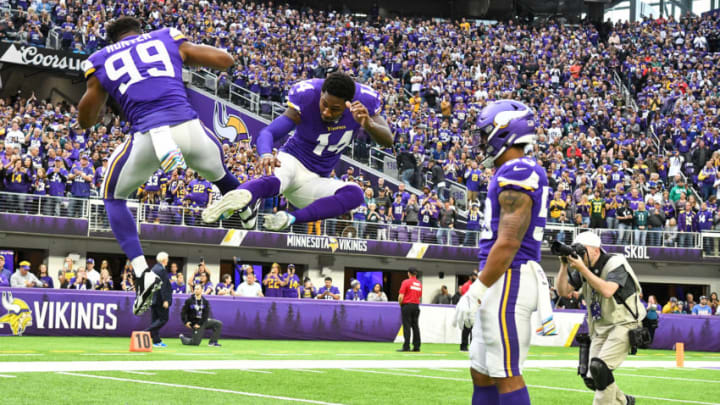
[573,231,602,248]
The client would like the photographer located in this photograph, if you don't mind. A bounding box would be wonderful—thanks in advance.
[554,232,646,405]
[180,284,223,347]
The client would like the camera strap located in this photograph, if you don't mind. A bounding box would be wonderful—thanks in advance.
[619,297,639,320]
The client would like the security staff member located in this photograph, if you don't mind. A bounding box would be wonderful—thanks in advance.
[180,283,224,346]
[398,267,422,352]
[147,252,172,347]
[555,232,645,405]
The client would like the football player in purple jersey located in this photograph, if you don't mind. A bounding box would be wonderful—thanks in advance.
[78,17,242,315]
[454,100,553,405]
[202,72,393,231]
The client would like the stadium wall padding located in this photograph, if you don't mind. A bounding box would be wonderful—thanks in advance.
[0,288,401,341]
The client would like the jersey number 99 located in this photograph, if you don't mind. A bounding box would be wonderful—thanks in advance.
[104,40,175,95]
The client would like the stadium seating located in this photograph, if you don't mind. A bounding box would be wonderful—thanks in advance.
[1,1,720,257]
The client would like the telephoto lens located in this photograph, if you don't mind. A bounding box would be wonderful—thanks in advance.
[550,240,575,257]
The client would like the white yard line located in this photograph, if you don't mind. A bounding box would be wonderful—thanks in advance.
[292,369,325,374]
[182,370,216,375]
[0,374,16,378]
[261,353,313,356]
[4,359,720,373]
[0,353,43,356]
[122,370,156,375]
[434,368,464,372]
[55,372,344,405]
[244,370,273,374]
[540,366,720,382]
[171,353,210,356]
[342,369,720,405]
[335,354,375,357]
[613,373,720,384]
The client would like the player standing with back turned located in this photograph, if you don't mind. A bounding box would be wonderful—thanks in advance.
[78,17,245,315]
[454,100,553,405]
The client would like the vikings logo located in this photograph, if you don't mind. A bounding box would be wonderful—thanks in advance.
[0,291,32,336]
[213,101,250,143]
[328,237,339,253]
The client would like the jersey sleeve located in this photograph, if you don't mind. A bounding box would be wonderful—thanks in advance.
[357,83,383,116]
[286,80,316,115]
[167,27,187,44]
[495,160,543,194]
[81,54,100,80]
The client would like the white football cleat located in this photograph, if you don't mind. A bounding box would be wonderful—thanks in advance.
[133,269,161,316]
[202,189,251,223]
[238,200,261,229]
[263,211,294,231]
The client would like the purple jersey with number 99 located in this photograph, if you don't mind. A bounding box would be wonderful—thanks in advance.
[478,157,549,270]
[282,79,383,177]
[82,27,197,132]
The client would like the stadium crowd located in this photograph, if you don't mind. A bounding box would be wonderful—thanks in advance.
[0,0,719,250]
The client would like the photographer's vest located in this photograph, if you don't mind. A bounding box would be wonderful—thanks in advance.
[582,253,646,336]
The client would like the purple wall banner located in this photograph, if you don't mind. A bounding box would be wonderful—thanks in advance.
[138,225,479,262]
[601,245,705,263]
[0,288,400,342]
[0,213,87,236]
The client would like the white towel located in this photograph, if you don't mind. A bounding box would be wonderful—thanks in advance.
[149,126,187,173]
[528,261,558,336]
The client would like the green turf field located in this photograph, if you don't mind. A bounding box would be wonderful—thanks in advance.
[1,337,719,404]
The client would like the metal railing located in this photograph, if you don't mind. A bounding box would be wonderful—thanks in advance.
[186,69,286,121]
[1,191,714,256]
[544,224,702,249]
[368,147,469,211]
[0,192,90,219]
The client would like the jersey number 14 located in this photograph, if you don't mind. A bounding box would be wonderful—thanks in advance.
[313,130,353,156]
[104,40,175,95]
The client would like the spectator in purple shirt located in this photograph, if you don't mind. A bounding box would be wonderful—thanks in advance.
[198,272,214,296]
[345,279,365,301]
[68,268,92,290]
[677,202,697,247]
[68,155,94,217]
[299,278,317,299]
[281,264,301,298]
[317,277,341,300]
[0,255,12,287]
[263,263,283,298]
[171,273,187,294]
[38,264,53,288]
[391,194,405,224]
[215,274,234,296]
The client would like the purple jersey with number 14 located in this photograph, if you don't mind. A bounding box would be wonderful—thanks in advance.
[82,27,197,132]
[282,79,383,177]
[478,157,549,270]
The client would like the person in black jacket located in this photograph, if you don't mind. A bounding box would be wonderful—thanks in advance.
[180,283,223,346]
[147,252,172,347]
[397,148,417,187]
